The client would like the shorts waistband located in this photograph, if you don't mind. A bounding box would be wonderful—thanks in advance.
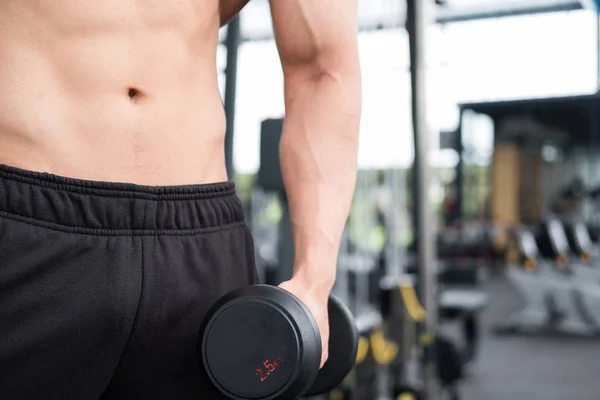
[0,164,246,234]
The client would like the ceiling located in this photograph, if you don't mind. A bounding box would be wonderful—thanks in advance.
[461,93,600,149]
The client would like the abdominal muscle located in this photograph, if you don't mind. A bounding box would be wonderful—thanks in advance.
[0,0,227,186]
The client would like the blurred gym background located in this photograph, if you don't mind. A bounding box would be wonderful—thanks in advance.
[219,1,600,399]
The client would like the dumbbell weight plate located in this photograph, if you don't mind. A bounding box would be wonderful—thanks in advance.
[198,285,321,400]
[305,295,359,396]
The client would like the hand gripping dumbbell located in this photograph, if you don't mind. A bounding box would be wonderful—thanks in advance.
[198,285,359,400]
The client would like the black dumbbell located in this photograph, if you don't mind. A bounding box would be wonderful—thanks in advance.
[198,284,359,400]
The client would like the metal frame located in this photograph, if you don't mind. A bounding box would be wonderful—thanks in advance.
[437,0,582,23]
[218,0,583,45]
[455,109,465,241]
[407,1,437,398]
[597,9,600,90]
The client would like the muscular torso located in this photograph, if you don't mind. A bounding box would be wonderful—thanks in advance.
[0,0,244,185]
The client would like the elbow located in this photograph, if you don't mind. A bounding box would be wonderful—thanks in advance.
[316,38,361,81]
[282,48,362,145]
[284,43,361,86]
[313,54,362,91]
[285,53,362,114]
[313,63,362,100]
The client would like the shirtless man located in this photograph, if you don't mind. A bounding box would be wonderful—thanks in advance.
[0,1,361,399]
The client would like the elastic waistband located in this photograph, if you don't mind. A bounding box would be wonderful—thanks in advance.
[0,165,245,234]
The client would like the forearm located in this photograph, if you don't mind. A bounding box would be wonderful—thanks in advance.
[280,67,361,292]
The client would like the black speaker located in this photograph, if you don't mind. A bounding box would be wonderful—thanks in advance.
[257,118,285,191]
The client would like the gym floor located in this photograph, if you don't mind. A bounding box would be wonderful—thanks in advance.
[458,271,600,400]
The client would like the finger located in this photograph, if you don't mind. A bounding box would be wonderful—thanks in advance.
[320,347,328,367]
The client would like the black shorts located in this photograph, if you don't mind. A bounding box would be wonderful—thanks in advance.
[0,165,258,400]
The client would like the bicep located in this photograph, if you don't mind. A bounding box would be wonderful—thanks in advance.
[269,0,359,72]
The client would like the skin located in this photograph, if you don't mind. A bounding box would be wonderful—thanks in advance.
[0,0,361,366]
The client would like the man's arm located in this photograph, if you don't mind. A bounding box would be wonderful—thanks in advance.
[270,0,361,363]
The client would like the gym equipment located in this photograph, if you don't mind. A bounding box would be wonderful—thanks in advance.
[435,334,463,400]
[438,287,488,365]
[257,119,285,191]
[255,118,295,286]
[333,171,387,400]
[380,276,466,400]
[538,218,600,329]
[198,285,359,400]
[437,225,495,262]
[560,178,587,200]
[565,220,599,261]
[494,226,555,334]
[494,225,597,336]
[405,254,488,364]
[351,326,379,400]
[248,189,280,284]
[539,218,600,283]
[371,165,472,400]
[407,243,489,364]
